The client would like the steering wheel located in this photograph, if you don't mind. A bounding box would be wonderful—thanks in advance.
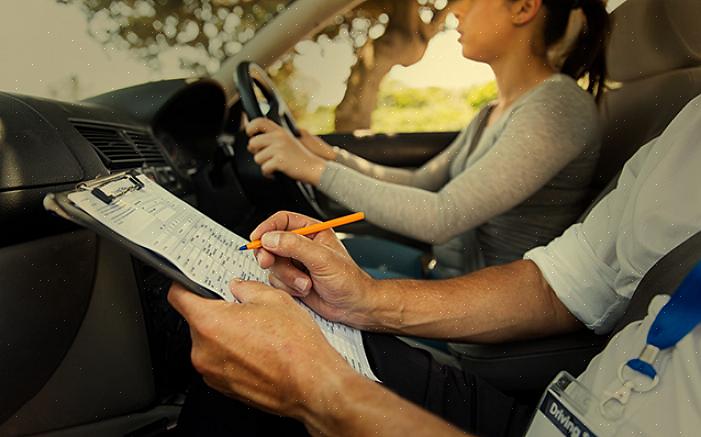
[234,61,325,218]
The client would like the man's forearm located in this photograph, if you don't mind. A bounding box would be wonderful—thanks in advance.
[302,369,471,437]
[354,260,582,343]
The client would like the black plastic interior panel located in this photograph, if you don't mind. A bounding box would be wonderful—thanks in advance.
[29,405,181,437]
[0,231,97,424]
[86,78,190,124]
[322,131,458,168]
[449,331,607,393]
[0,184,81,247]
[0,238,156,435]
[151,79,227,161]
[0,93,84,191]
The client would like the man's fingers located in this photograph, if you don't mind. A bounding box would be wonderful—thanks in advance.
[254,248,276,269]
[250,211,321,241]
[261,231,332,271]
[256,246,313,295]
[167,283,219,323]
[269,273,306,297]
[268,260,312,296]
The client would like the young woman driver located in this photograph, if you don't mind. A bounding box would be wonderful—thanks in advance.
[245,0,610,279]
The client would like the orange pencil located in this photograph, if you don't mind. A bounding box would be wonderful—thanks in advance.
[238,212,365,251]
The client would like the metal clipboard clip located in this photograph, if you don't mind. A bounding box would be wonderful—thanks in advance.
[79,170,145,205]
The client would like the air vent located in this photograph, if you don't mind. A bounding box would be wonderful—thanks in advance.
[72,121,167,170]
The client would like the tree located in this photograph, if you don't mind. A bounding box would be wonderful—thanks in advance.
[64,0,457,131]
[328,0,457,131]
[61,0,291,74]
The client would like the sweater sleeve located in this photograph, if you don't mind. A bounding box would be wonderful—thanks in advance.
[318,82,600,244]
[332,127,471,191]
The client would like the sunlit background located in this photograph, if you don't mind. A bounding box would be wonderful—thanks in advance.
[0,0,627,133]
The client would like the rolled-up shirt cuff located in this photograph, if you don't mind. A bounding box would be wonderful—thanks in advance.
[524,224,626,334]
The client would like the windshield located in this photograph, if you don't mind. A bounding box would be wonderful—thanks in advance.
[0,0,295,101]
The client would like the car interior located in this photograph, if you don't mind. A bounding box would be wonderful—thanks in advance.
[1,0,700,435]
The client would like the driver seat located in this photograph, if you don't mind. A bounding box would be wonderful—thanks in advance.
[448,0,701,393]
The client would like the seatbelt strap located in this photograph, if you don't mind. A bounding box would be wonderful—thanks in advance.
[609,230,701,337]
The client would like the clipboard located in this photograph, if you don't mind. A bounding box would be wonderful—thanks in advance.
[43,170,221,300]
[44,170,381,381]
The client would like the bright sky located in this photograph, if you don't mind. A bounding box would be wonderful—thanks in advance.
[0,0,495,105]
[0,0,194,100]
[0,0,627,103]
[389,31,494,89]
[291,29,495,108]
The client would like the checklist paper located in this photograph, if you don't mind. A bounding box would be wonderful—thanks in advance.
[68,175,379,382]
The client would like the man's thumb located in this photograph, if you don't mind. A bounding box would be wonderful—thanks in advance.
[229,279,270,303]
[168,283,217,322]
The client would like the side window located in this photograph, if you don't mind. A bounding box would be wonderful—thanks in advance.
[270,0,496,135]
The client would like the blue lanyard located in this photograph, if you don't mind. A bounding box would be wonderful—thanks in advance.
[626,260,701,379]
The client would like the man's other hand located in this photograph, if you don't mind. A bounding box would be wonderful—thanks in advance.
[167,281,352,420]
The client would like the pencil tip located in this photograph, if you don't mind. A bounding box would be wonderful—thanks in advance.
[238,245,247,251]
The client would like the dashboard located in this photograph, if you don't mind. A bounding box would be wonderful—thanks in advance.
[0,79,230,247]
[0,78,240,433]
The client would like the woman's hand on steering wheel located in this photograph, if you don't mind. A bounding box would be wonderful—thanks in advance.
[297,129,338,161]
[246,118,328,186]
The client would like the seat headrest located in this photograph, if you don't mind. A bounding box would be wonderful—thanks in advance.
[607,0,701,82]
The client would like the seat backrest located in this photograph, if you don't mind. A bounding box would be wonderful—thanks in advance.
[593,0,701,189]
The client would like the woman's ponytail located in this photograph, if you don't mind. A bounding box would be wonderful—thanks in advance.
[543,0,611,100]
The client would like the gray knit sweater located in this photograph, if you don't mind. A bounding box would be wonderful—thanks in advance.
[319,74,601,276]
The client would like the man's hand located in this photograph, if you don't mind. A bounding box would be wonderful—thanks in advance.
[252,212,582,342]
[167,281,354,420]
[168,282,471,437]
[250,211,378,327]
[246,118,327,185]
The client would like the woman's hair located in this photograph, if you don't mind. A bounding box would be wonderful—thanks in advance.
[541,0,610,99]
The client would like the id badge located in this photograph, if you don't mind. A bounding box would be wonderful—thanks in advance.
[525,372,613,437]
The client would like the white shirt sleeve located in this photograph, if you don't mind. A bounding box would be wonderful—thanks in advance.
[524,139,657,333]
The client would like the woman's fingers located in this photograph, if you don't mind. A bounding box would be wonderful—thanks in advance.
[247,132,277,154]
[260,159,280,177]
[253,146,275,165]
[245,117,279,137]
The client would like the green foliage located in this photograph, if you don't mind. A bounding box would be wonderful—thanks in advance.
[298,106,335,134]
[378,81,452,109]
[62,0,293,74]
[66,0,494,134]
[66,0,454,76]
[298,79,498,134]
[463,81,498,109]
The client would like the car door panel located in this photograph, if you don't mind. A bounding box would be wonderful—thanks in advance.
[0,237,156,435]
[0,231,96,425]
[322,131,457,167]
